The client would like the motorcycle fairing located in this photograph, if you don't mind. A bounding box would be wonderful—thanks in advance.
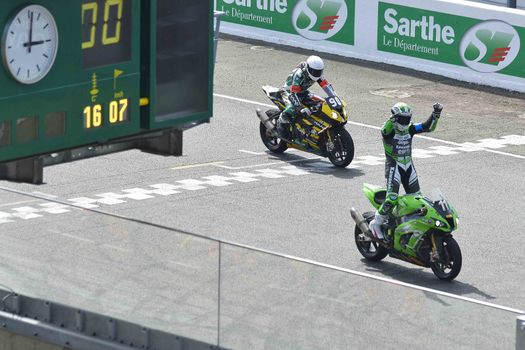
[363,183,385,210]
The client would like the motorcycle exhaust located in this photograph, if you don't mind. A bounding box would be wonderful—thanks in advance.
[256,108,277,134]
[350,207,373,238]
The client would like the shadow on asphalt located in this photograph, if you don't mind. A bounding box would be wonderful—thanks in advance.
[359,258,497,301]
[266,151,366,180]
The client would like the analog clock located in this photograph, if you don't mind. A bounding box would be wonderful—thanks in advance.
[2,5,59,84]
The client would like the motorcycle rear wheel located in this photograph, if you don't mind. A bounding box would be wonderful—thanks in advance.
[354,211,388,261]
[430,236,462,281]
[328,127,354,168]
[259,110,288,153]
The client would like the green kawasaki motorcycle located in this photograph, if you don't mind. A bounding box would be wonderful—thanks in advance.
[351,184,462,281]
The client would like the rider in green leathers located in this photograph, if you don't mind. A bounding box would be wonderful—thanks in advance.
[277,55,337,139]
[370,102,443,240]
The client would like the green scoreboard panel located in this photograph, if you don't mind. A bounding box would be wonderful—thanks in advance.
[0,0,213,162]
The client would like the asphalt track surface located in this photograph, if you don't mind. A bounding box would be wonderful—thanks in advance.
[0,36,524,349]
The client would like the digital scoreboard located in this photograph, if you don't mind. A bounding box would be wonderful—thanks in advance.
[0,0,213,163]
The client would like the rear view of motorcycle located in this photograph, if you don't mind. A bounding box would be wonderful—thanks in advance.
[256,85,354,167]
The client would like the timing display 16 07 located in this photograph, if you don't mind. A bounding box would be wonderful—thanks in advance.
[83,98,129,129]
[81,0,132,68]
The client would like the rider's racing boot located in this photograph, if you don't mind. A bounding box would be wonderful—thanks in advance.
[277,113,292,140]
[369,212,387,240]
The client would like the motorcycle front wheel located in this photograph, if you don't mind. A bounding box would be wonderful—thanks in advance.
[259,109,288,153]
[354,211,388,261]
[327,127,354,168]
[430,236,462,281]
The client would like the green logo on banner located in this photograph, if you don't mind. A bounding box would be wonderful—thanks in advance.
[292,0,348,40]
[218,0,355,45]
[377,2,525,78]
[460,21,520,72]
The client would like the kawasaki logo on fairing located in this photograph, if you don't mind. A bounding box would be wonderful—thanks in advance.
[460,21,520,73]
[292,0,348,40]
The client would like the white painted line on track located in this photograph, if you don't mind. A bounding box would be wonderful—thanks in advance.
[61,233,95,244]
[32,191,58,199]
[349,120,380,130]
[0,200,37,208]
[214,93,525,160]
[172,161,225,170]
[239,149,266,155]
[213,156,323,170]
[214,93,272,108]
[103,244,133,253]
[168,260,201,270]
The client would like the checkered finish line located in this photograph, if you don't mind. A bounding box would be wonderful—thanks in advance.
[0,134,524,224]
[0,166,310,224]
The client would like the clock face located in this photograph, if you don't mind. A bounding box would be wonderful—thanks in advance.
[2,5,59,84]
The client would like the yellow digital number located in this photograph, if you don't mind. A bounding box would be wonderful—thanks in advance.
[83,106,91,128]
[93,104,102,127]
[118,98,128,122]
[84,104,103,129]
[109,101,119,123]
[81,2,98,49]
[85,99,128,128]
[109,99,128,124]
[102,0,123,45]
[82,0,123,50]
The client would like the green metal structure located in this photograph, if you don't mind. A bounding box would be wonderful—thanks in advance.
[0,0,213,170]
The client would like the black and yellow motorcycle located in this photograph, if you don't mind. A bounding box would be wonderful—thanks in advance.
[256,85,354,167]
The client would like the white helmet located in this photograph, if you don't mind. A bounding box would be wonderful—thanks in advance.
[305,55,324,81]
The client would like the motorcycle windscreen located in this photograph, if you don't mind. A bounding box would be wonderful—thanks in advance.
[155,0,210,122]
[425,188,454,217]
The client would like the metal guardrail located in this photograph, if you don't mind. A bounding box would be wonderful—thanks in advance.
[0,290,221,350]
[0,290,218,350]
[214,11,226,63]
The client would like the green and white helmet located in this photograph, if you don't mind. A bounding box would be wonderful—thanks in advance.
[391,102,412,132]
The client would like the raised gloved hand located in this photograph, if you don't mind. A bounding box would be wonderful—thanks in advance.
[432,102,443,118]
[300,108,312,117]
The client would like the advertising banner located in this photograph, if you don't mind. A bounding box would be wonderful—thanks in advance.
[377,2,525,78]
[218,0,525,92]
[216,0,355,45]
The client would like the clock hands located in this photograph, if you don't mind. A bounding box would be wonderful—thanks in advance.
[23,40,45,48]
[28,11,33,53]
[22,12,50,52]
